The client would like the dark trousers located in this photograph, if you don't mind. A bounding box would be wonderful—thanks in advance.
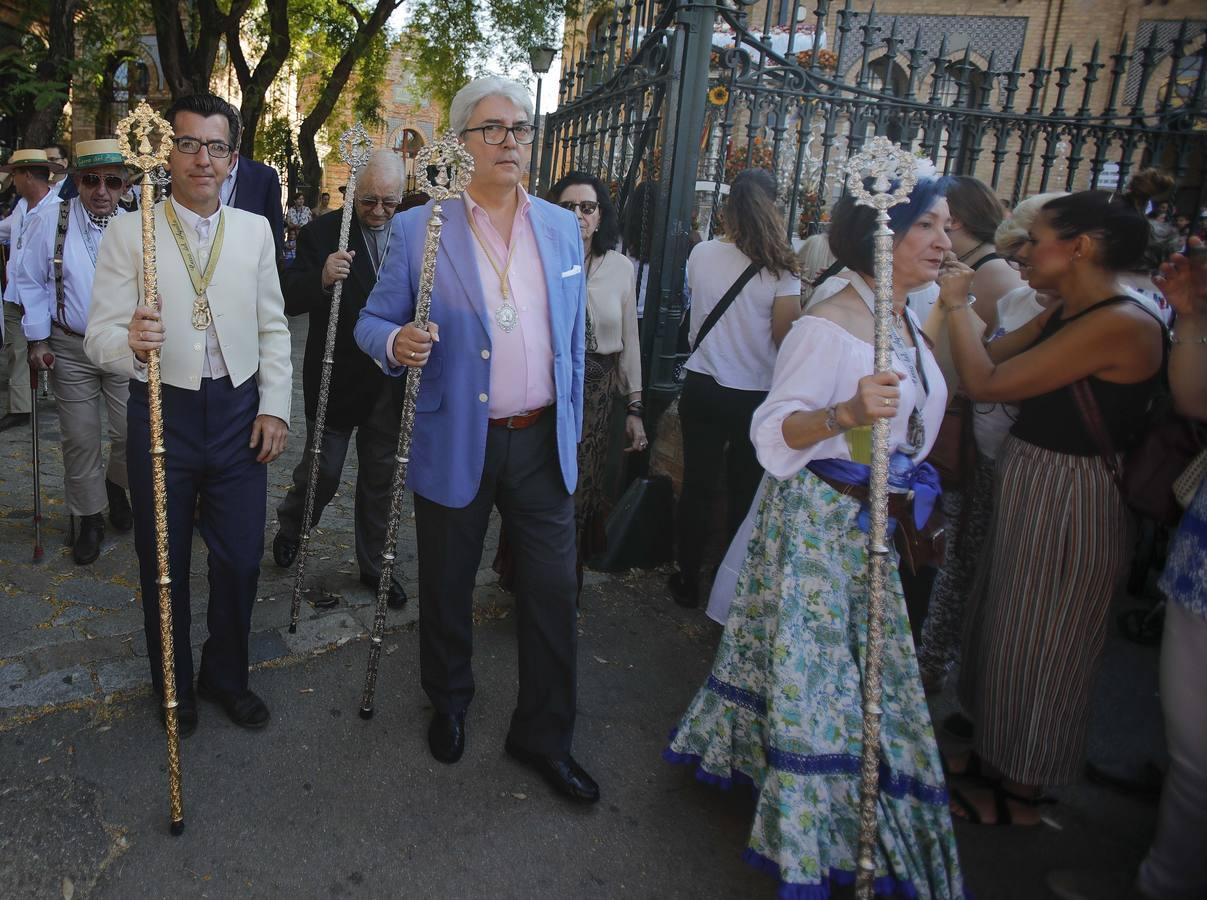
[675,370,767,585]
[414,413,578,756]
[277,380,401,583]
[127,377,266,697]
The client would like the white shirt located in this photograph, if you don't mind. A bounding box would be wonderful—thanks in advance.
[167,196,229,379]
[808,267,940,320]
[683,239,801,392]
[972,286,1046,460]
[16,197,122,340]
[751,310,948,479]
[3,190,60,303]
[220,158,239,207]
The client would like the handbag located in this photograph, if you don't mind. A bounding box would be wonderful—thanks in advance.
[593,475,675,571]
[927,394,976,490]
[1173,446,1207,510]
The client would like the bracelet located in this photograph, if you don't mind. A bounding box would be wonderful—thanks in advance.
[627,401,645,415]
[824,404,847,433]
[944,294,977,312]
[1171,331,1207,345]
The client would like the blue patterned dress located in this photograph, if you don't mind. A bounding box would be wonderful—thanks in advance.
[665,467,965,898]
[1160,476,1207,620]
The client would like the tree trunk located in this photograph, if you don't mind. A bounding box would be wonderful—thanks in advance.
[297,0,402,191]
[150,0,253,99]
[228,0,292,156]
[23,0,78,147]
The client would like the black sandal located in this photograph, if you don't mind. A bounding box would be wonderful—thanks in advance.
[942,750,995,784]
[949,782,1047,827]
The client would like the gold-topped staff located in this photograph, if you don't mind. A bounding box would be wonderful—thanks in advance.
[842,136,918,900]
[117,100,185,837]
[288,122,374,634]
[359,132,474,719]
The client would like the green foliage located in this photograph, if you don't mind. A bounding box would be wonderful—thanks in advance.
[402,0,581,125]
[255,114,295,173]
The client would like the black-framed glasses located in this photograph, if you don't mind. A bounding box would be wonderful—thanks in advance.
[461,123,536,145]
[357,196,400,210]
[559,200,599,215]
[172,137,233,159]
[81,173,125,190]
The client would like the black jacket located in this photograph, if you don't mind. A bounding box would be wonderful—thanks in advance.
[284,210,398,430]
[231,156,286,263]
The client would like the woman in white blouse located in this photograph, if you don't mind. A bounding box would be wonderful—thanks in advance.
[665,174,965,898]
[553,173,646,582]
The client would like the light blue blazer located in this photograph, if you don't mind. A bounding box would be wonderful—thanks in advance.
[354,195,586,509]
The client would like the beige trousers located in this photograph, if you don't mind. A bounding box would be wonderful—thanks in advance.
[48,329,129,516]
[3,303,31,414]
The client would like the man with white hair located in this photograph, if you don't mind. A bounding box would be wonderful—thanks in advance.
[273,150,409,610]
[356,77,595,802]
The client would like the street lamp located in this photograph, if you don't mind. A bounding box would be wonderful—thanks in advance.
[528,45,558,189]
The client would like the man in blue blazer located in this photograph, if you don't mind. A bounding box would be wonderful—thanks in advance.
[222,150,286,264]
[355,76,596,803]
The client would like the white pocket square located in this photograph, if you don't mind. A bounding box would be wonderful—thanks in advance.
[561,265,581,278]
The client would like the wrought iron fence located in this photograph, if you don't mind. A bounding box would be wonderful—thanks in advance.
[538,0,1207,396]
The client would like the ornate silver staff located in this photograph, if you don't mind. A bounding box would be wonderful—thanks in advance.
[288,122,374,634]
[359,132,474,719]
[843,136,917,900]
[117,100,185,836]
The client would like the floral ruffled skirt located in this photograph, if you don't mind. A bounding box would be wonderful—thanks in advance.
[665,468,965,899]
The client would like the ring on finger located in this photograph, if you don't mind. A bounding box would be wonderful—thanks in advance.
[883,397,893,407]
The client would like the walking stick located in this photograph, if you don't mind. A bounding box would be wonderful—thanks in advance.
[843,137,918,900]
[288,123,374,634]
[359,133,474,719]
[29,357,51,561]
[117,100,185,836]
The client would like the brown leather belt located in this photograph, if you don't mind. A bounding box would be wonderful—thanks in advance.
[811,470,913,521]
[488,405,551,430]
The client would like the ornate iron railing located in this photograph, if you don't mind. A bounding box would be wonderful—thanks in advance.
[539,0,1207,395]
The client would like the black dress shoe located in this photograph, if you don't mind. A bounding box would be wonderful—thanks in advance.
[156,694,198,738]
[273,531,299,568]
[361,574,408,610]
[0,412,30,432]
[106,480,133,532]
[196,681,270,729]
[667,572,699,609]
[428,711,465,764]
[505,739,600,803]
[72,513,105,565]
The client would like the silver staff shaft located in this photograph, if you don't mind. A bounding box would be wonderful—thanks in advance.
[289,173,363,634]
[30,364,44,562]
[854,210,895,900]
[359,203,444,718]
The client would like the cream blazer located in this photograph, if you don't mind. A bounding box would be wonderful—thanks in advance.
[85,201,292,423]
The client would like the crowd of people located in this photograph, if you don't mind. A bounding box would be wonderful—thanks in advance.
[0,74,1204,899]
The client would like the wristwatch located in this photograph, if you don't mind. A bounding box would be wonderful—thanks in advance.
[824,404,844,433]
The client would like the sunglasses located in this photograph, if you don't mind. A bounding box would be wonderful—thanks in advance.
[559,200,599,215]
[81,173,126,190]
[357,196,400,210]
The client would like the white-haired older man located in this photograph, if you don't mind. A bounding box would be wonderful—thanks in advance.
[274,150,409,610]
[356,77,595,802]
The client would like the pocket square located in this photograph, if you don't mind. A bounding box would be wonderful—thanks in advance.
[561,265,581,278]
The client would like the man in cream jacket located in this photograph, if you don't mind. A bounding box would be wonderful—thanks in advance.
[85,93,292,736]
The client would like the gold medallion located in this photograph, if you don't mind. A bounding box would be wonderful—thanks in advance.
[191,293,212,330]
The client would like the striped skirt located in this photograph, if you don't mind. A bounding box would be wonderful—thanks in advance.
[957,435,1128,785]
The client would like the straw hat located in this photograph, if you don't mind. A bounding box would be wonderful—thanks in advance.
[73,138,128,171]
[0,148,67,174]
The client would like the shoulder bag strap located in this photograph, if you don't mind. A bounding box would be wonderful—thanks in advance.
[52,201,70,330]
[1070,379,1125,491]
[810,258,844,289]
[691,262,761,352]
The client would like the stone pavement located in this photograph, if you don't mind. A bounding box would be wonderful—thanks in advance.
[0,322,502,725]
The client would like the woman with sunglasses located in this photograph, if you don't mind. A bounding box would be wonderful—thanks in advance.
[917,191,1066,697]
[937,190,1164,826]
[666,169,801,608]
[551,172,646,586]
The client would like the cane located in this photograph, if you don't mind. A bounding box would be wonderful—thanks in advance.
[29,352,52,562]
[359,133,475,719]
[288,123,374,634]
[843,138,918,900]
[117,100,185,836]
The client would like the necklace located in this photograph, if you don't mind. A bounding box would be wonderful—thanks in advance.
[74,201,107,267]
[465,206,519,333]
[164,201,226,331]
[958,241,988,264]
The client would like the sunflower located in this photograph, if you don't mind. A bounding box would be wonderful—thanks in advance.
[707,85,729,107]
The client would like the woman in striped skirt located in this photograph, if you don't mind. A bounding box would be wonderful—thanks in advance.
[937,190,1165,824]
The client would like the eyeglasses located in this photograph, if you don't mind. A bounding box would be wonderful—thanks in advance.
[461,123,536,145]
[558,200,599,215]
[81,173,125,190]
[357,196,400,210]
[172,137,233,159]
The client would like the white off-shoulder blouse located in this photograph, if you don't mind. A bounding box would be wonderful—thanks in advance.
[751,313,949,479]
